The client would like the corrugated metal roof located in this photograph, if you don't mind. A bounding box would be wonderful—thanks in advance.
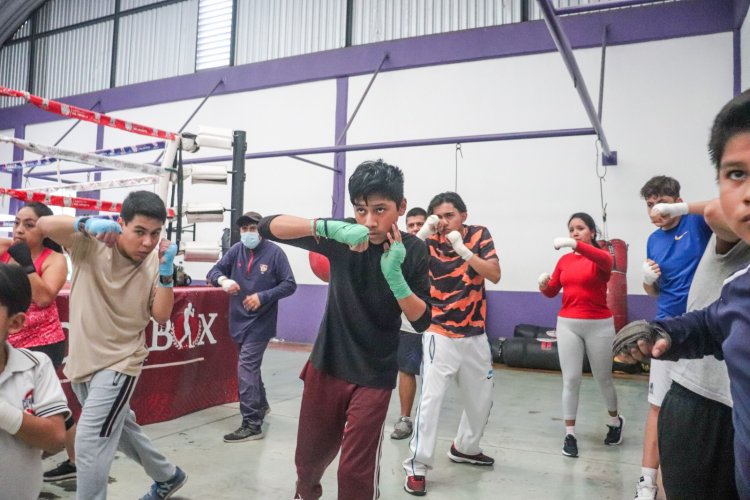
[0,41,29,108]
[37,0,115,32]
[352,0,520,44]
[33,21,113,99]
[115,0,198,86]
[235,0,346,65]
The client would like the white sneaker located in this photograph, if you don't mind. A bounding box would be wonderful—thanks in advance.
[634,476,657,500]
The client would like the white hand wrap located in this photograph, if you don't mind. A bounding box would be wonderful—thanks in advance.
[217,276,238,293]
[553,237,577,250]
[446,231,473,260]
[0,400,23,435]
[642,261,660,285]
[651,202,688,219]
[416,215,440,241]
[538,272,551,286]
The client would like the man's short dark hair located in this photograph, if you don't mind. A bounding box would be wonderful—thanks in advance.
[428,192,467,215]
[0,264,31,315]
[406,207,427,219]
[639,176,680,200]
[709,89,750,171]
[120,191,167,224]
[348,160,404,205]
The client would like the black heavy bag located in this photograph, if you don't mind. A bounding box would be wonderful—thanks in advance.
[514,323,556,339]
[502,337,591,373]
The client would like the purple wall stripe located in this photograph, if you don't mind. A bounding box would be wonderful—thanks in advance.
[9,126,24,214]
[276,284,658,343]
[0,0,734,131]
[333,77,348,218]
[734,28,742,96]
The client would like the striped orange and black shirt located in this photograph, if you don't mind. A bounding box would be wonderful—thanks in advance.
[427,225,497,338]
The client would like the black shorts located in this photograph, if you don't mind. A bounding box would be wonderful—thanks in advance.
[28,340,74,429]
[658,382,738,500]
[28,340,66,368]
[397,332,423,375]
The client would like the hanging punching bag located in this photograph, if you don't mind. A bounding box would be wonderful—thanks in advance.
[598,239,628,332]
[309,251,330,283]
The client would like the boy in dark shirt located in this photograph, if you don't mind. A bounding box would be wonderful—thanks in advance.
[258,159,431,500]
[614,89,750,499]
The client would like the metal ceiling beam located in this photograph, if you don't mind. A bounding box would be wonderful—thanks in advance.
[555,0,670,16]
[537,0,617,165]
[180,127,597,166]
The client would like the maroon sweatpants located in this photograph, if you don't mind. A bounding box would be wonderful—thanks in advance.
[294,361,392,500]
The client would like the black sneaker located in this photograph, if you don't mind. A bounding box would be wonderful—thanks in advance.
[223,423,264,443]
[447,444,494,466]
[605,415,625,445]
[43,459,77,482]
[562,434,578,457]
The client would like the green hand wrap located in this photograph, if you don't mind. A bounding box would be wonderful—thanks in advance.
[315,219,369,246]
[380,240,411,300]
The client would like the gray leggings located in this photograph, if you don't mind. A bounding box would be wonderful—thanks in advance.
[556,316,618,421]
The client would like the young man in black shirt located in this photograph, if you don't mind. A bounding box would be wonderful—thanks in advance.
[258,160,431,500]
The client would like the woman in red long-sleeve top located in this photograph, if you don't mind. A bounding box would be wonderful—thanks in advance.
[539,212,623,459]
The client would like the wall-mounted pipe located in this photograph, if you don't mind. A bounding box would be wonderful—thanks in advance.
[181,127,597,166]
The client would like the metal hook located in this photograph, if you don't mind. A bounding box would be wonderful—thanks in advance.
[455,143,463,191]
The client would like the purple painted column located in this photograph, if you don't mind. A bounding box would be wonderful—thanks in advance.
[734,28,741,96]
[332,77,348,218]
[9,126,25,215]
[76,125,104,215]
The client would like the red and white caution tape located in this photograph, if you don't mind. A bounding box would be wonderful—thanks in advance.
[0,135,167,177]
[0,86,177,140]
[0,141,165,173]
[0,187,175,218]
[19,176,160,194]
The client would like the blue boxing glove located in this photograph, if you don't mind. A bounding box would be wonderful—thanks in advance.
[158,242,178,288]
[74,217,122,237]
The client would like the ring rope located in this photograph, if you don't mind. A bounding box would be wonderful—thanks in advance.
[0,187,175,218]
[20,176,160,194]
[0,86,177,140]
[0,135,168,177]
[0,141,165,173]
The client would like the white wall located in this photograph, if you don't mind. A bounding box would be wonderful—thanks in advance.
[98,80,337,281]
[344,32,733,295]
[2,32,735,295]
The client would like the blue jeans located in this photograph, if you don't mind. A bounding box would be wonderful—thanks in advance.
[238,339,270,427]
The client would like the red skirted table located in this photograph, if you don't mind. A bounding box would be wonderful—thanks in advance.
[55,286,238,425]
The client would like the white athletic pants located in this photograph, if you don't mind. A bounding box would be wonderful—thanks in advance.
[556,316,618,421]
[403,332,493,476]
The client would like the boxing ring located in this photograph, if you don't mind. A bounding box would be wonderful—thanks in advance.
[0,85,249,423]
[55,287,238,425]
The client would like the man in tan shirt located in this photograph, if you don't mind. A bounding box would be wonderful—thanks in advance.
[38,191,186,500]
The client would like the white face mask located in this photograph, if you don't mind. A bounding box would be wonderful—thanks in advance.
[241,231,261,249]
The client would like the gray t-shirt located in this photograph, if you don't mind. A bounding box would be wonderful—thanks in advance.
[670,235,750,407]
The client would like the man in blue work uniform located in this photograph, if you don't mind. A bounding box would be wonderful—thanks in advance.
[207,211,297,442]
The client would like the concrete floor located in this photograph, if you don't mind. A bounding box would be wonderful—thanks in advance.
[40,343,651,500]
